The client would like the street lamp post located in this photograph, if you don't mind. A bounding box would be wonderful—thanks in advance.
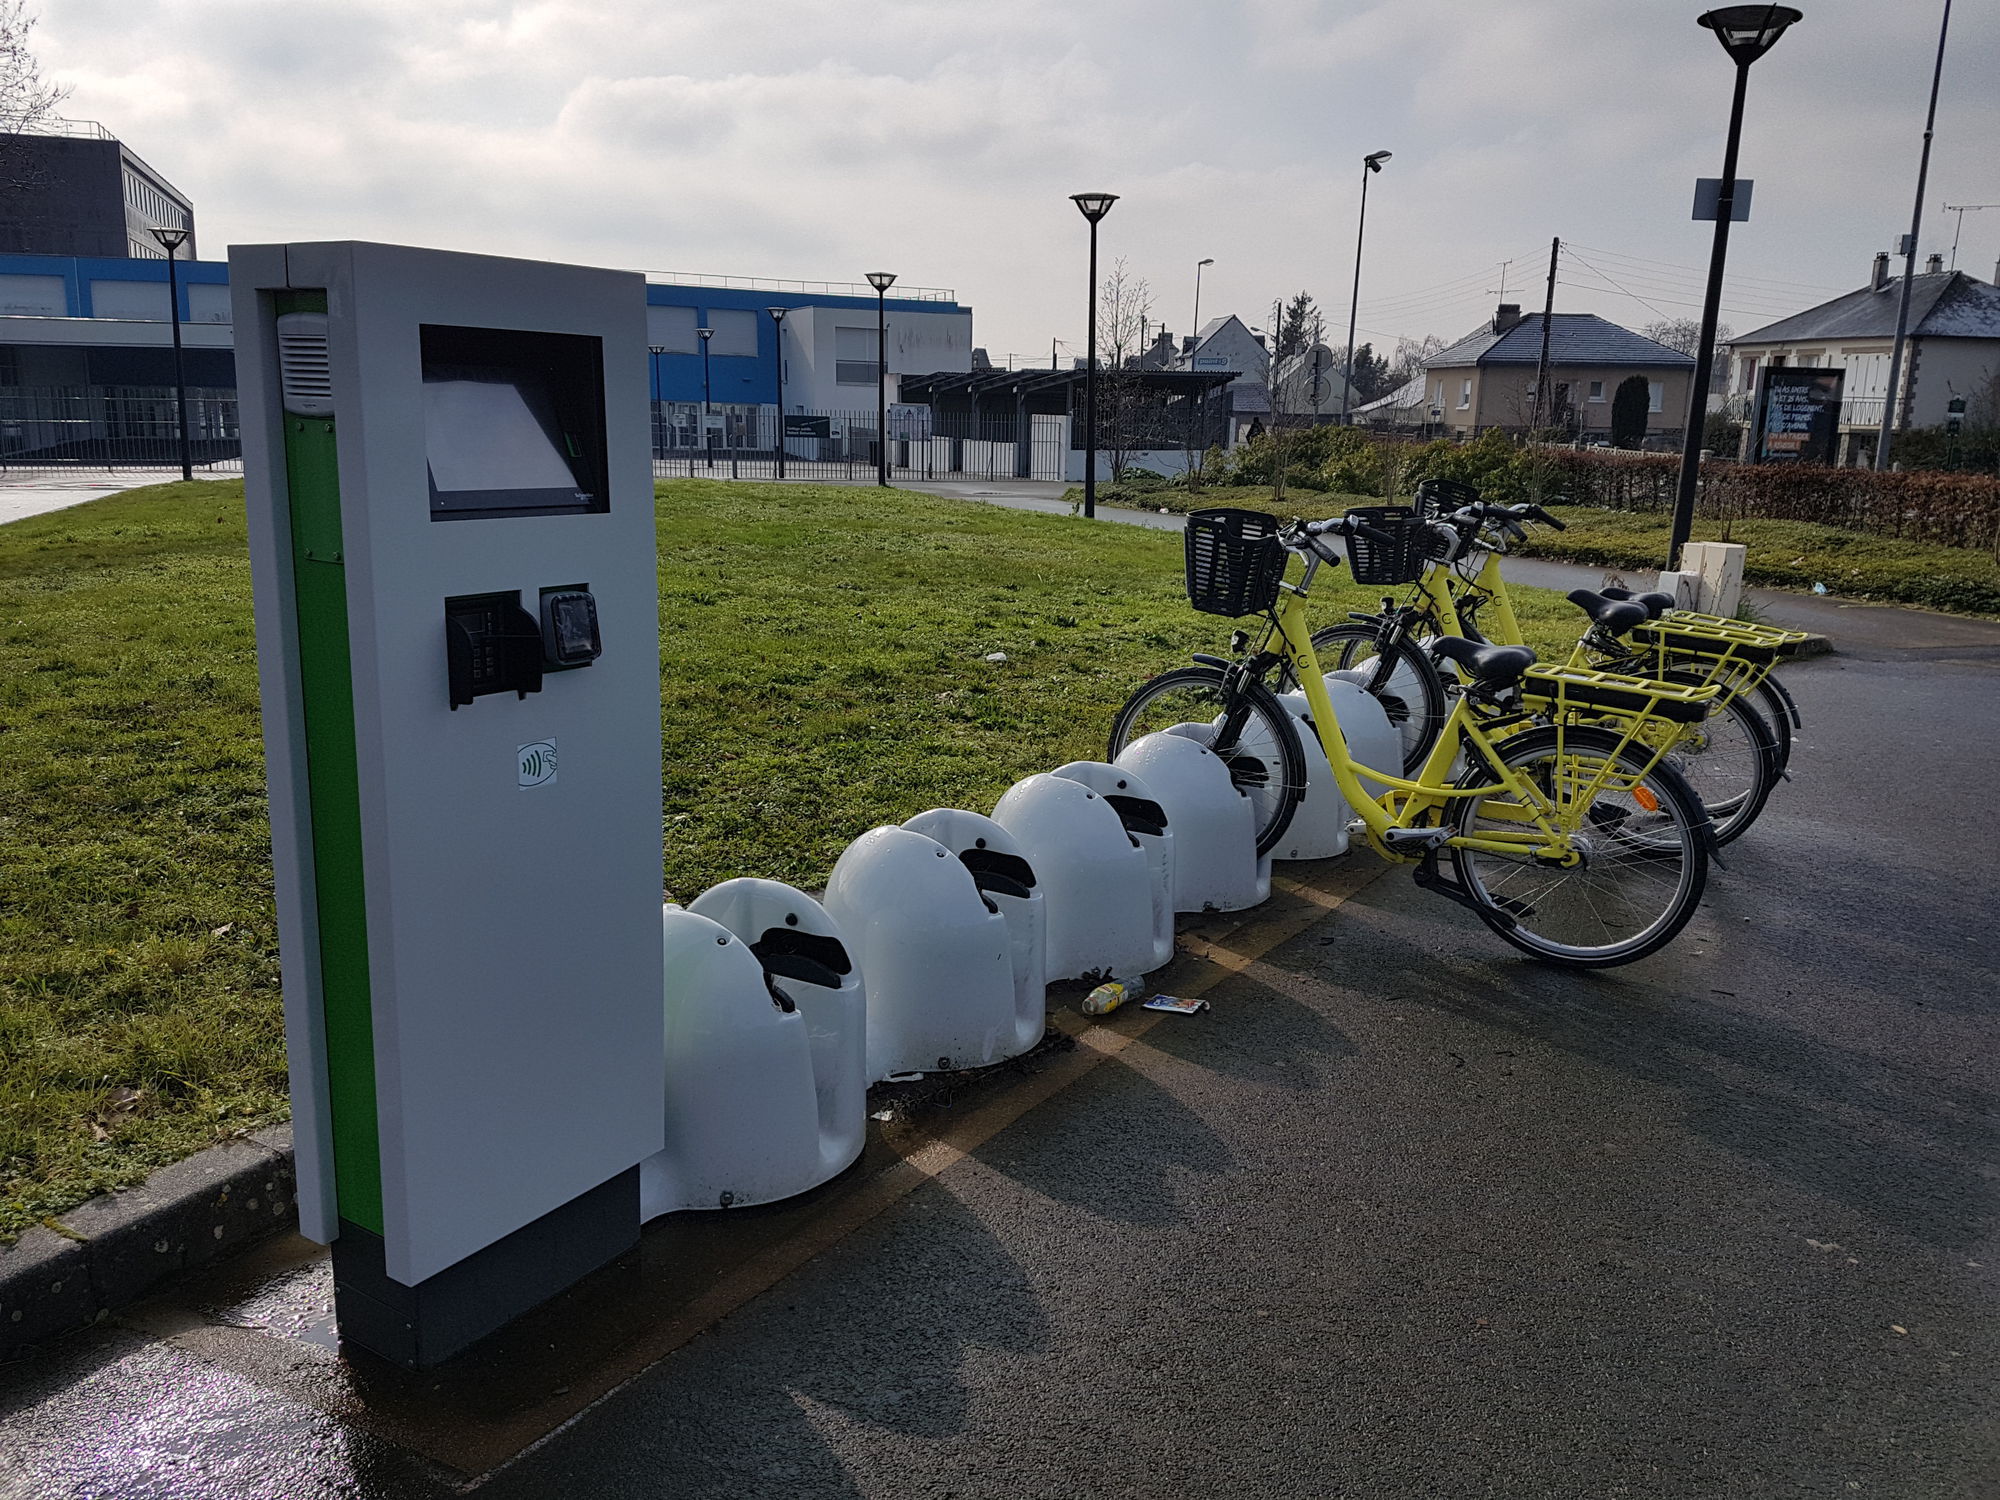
[1340,151,1391,427]
[647,345,665,466]
[697,326,714,471]
[150,223,193,481]
[767,306,789,480]
[1669,5,1802,566]
[866,271,896,486]
[1189,257,1214,364]
[1070,192,1118,519]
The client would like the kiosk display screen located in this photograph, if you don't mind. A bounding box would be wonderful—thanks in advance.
[422,324,609,519]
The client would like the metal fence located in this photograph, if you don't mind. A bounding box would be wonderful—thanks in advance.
[650,406,1071,483]
[0,386,242,476]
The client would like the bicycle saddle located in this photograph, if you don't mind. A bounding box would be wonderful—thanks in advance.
[1599,586,1677,619]
[1429,635,1536,687]
[1566,589,1650,636]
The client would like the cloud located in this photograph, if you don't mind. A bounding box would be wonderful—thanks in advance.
[32,0,2000,361]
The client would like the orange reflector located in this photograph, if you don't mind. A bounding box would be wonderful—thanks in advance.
[1633,786,1660,813]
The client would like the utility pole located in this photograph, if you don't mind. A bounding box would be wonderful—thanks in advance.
[1532,237,1558,431]
[1876,0,1953,471]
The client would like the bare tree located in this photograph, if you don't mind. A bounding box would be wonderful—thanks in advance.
[1643,317,1734,391]
[1094,258,1154,481]
[0,2,70,192]
[1386,333,1447,391]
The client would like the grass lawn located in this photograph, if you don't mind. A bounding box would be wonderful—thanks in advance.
[0,477,1583,1238]
[1515,505,2000,617]
[1082,481,2000,616]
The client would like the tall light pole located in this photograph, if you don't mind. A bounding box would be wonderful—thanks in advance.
[149,223,192,481]
[1189,257,1214,364]
[647,345,665,464]
[1341,151,1391,426]
[697,326,714,470]
[1669,5,1801,566]
[767,306,789,479]
[1071,192,1118,518]
[1875,0,1952,472]
[866,271,896,486]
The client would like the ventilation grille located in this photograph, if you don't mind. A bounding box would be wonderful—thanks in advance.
[275,312,334,418]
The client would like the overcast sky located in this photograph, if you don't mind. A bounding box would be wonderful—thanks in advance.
[37,0,2000,363]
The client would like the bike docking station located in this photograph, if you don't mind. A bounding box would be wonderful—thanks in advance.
[234,241,665,1368]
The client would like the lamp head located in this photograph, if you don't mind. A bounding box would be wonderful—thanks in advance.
[1364,151,1392,172]
[865,270,897,292]
[1698,5,1802,65]
[697,327,713,342]
[767,305,788,322]
[1070,192,1119,223]
[150,223,189,253]
[1198,257,1215,268]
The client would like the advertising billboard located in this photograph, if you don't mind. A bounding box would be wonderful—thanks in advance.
[1752,367,1843,464]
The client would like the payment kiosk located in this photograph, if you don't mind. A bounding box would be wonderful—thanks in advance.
[233,242,664,1366]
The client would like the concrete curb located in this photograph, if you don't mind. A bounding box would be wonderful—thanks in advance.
[1,1124,296,1360]
[1791,633,1834,659]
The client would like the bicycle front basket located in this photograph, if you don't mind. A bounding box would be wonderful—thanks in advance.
[1184,508,1288,617]
[1340,505,1430,585]
[1413,476,1481,520]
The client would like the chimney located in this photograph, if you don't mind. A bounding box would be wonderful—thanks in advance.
[1871,252,1890,291]
[1925,253,1944,275]
[1491,303,1523,334]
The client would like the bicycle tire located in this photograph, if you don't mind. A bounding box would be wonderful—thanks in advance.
[1667,658,1797,781]
[1658,669,1777,847]
[1280,622,1451,775]
[1107,666,1307,857]
[1448,725,1708,969]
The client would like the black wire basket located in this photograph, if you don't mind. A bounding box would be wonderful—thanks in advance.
[1340,506,1432,585]
[1183,508,1289,617]
[1413,476,1482,520]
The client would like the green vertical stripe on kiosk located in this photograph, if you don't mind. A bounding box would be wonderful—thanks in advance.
[277,288,383,1234]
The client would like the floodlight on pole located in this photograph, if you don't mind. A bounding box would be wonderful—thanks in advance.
[1667,4,1801,567]
[767,307,789,479]
[1340,152,1392,426]
[1070,193,1119,518]
[150,222,193,481]
[865,272,896,485]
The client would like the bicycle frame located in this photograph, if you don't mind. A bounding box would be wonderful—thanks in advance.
[1262,554,1585,867]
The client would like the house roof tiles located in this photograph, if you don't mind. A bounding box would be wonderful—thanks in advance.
[1732,271,2000,345]
[1429,313,1693,370]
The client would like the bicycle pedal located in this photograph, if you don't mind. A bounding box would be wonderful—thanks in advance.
[1382,826,1453,852]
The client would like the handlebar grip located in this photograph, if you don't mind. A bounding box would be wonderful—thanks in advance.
[1529,504,1567,531]
[1352,520,1396,545]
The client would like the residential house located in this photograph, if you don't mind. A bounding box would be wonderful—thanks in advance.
[1423,305,1695,443]
[1271,344,1356,419]
[1351,373,1432,430]
[1178,313,1271,445]
[1725,253,2000,465]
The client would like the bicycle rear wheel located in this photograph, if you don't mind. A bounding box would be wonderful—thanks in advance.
[1108,666,1306,856]
[1448,725,1708,968]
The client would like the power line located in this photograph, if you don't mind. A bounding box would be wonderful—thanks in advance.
[1562,241,1847,295]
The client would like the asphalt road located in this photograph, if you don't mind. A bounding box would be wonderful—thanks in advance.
[3,617,1996,1497]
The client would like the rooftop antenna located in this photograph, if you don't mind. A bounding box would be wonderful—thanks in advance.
[1943,202,1999,270]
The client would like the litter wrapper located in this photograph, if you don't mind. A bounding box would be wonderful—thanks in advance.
[1141,994,1209,1016]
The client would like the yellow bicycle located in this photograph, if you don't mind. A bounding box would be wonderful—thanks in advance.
[1291,482,1808,844]
[1110,508,1721,968]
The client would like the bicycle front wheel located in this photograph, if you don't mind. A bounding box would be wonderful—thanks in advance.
[1108,666,1306,856]
[1283,622,1450,774]
[1449,725,1708,968]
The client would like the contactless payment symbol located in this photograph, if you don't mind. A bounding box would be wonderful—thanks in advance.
[518,739,557,790]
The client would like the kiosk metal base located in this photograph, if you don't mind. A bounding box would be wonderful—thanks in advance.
[330,1169,639,1368]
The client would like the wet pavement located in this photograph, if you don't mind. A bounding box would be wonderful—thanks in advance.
[4,565,1997,1497]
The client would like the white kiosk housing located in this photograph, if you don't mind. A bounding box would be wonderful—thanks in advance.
[233,242,664,1366]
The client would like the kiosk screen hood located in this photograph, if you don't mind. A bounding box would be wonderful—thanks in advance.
[421,324,609,519]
